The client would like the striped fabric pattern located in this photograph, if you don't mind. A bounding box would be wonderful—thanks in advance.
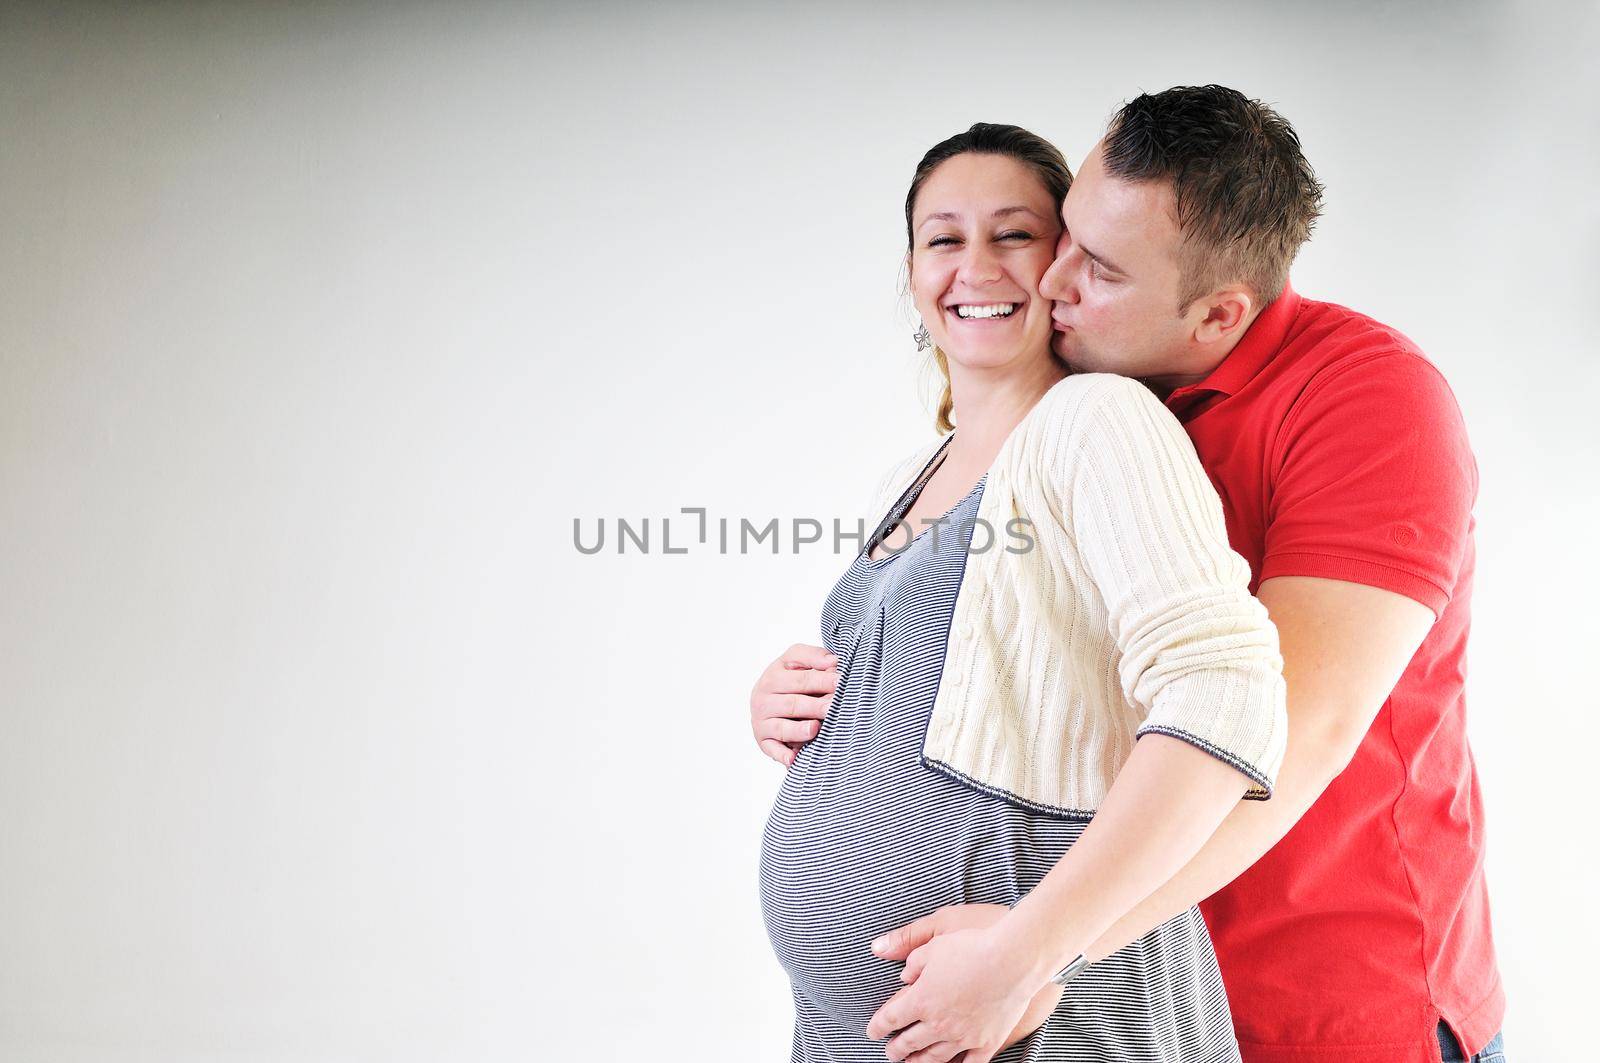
[759,463,1242,1062]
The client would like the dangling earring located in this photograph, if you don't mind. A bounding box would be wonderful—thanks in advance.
[912,321,932,352]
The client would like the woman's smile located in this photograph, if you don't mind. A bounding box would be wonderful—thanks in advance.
[946,300,1024,323]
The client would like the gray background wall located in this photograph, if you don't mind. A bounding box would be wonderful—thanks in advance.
[2,1,1595,1060]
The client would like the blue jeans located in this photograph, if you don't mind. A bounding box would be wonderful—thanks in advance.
[1437,1021,1506,1062]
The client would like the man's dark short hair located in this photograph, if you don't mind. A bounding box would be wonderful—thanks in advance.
[1102,84,1325,313]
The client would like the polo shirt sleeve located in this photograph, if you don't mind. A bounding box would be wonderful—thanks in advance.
[1260,352,1477,618]
[1061,375,1289,799]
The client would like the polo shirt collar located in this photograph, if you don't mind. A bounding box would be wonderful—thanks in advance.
[1165,281,1303,412]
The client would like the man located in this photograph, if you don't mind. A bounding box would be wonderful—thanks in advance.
[750,86,1504,1062]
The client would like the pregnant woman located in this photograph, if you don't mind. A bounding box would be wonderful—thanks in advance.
[756,124,1289,1063]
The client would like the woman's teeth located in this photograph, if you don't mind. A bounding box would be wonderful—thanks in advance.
[953,304,1019,319]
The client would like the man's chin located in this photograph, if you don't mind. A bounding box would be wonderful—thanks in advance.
[1055,347,1096,376]
[1054,342,1114,378]
[1052,334,1089,372]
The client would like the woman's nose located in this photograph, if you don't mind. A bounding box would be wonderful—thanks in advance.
[956,245,1003,285]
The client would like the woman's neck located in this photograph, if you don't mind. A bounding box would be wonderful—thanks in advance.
[944,359,1070,471]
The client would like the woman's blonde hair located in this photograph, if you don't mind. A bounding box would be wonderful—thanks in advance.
[903,123,1074,434]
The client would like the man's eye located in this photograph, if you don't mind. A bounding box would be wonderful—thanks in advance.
[1089,259,1107,279]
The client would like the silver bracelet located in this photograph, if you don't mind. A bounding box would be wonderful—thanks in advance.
[1048,953,1089,986]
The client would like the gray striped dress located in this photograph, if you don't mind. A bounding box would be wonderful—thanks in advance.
[758,434,1242,1063]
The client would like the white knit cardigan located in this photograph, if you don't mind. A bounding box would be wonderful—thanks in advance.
[861,373,1287,816]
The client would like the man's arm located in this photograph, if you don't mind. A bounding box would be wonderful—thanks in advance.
[1081,573,1435,961]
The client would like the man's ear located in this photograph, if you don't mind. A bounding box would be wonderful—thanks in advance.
[1192,286,1255,344]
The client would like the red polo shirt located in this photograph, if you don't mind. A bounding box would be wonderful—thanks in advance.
[1166,283,1504,1062]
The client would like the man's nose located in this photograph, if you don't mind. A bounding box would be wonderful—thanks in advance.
[1041,255,1077,303]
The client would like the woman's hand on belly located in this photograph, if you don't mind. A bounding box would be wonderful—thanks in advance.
[749,643,836,766]
[867,903,1062,1058]
[1007,972,1063,1049]
[1002,975,1063,1051]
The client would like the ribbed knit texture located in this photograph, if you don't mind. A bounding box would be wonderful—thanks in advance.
[864,373,1287,814]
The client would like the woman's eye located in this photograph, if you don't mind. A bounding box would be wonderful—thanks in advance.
[1089,259,1107,280]
[928,236,959,248]
[1000,230,1033,242]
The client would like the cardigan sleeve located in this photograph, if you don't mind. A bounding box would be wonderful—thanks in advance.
[1057,375,1288,799]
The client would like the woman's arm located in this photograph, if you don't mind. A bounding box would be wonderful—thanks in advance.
[998,374,1289,983]
[997,733,1249,984]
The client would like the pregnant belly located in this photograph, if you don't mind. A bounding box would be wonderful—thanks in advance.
[757,750,1007,1030]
